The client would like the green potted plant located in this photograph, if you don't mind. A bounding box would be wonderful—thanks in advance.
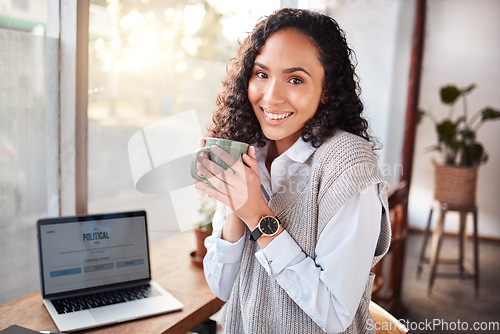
[420,83,500,206]
[191,194,216,268]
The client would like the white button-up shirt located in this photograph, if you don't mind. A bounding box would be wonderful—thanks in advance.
[203,137,381,332]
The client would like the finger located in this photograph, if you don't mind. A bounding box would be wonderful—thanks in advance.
[194,180,230,206]
[199,155,229,179]
[196,138,208,160]
[198,158,236,190]
[198,137,206,148]
[195,170,235,211]
[242,146,259,175]
[248,145,256,158]
[209,145,243,174]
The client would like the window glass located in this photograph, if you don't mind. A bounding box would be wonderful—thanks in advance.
[0,0,47,34]
[0,1,59,304]
[88,0,280,242]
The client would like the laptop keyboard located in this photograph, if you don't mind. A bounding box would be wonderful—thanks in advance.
[52,284,152,314]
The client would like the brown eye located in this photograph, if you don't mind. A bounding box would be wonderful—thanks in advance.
[256,71,268,79]
[289,77,303,84]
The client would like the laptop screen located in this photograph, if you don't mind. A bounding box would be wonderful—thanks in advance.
[38,211,151,297]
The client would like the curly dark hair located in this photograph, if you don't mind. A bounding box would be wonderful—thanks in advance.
[207,8,371,148]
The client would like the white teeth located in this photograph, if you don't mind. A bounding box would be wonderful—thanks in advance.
[264,110,292,120]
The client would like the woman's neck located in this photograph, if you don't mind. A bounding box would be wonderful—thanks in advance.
[265,141,278,174]
[264,139,293,173]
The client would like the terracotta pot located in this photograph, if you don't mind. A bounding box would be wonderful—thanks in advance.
[191,228,212,268]
[433,162,478,207]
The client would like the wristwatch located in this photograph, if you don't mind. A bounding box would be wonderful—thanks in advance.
[249,216,281,241]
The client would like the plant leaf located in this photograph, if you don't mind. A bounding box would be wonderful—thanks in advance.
[436,120,457,143]
[460,142,484,166]
[460,129,475,141]
[440,85,461,105]
[425,144,441,153]
[418,109,426,124]
[448,141,461,151]
[461,83,476,95]
[481,107,500,121]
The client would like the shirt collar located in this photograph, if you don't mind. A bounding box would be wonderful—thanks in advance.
[255,137,316,164]
[282,136,316,163]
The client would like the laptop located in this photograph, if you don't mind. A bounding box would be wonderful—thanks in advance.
[37,210,183,332]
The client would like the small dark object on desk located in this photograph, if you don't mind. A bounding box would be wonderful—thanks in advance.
[0,325,38,334]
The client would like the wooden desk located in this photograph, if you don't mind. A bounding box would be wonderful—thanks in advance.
[0,231,225,333]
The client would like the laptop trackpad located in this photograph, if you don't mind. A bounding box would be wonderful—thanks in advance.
[90,301,150,323]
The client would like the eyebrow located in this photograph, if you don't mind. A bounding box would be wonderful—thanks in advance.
[254,62,311,77]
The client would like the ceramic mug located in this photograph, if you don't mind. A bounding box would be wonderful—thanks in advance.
[190,138,249,185]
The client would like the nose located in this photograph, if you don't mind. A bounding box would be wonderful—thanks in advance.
[263,79,285,105]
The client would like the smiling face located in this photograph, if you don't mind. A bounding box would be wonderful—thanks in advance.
[248,28,325,154]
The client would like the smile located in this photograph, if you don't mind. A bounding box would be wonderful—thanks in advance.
[263,109,293,120]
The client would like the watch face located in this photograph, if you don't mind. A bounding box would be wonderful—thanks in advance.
[260,216,279,236]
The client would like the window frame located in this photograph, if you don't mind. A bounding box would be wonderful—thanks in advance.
[58,0,89,215]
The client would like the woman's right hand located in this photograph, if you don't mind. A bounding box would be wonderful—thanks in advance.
[195,137,246,242]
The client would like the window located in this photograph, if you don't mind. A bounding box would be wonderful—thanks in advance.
[0,0,59,304]
[87,0,281,242]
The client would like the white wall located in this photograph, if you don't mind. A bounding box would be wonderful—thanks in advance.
[327,0,415,187]
[410,0,500,238]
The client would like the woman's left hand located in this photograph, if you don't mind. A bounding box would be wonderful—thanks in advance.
[194,145,269,227]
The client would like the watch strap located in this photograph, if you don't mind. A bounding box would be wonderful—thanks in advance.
[249,227,262,241]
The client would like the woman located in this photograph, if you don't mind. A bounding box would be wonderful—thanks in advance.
[193,8,391,334]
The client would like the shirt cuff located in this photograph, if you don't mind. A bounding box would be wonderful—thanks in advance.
[255,230,304,276]
[212,229,246,264]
